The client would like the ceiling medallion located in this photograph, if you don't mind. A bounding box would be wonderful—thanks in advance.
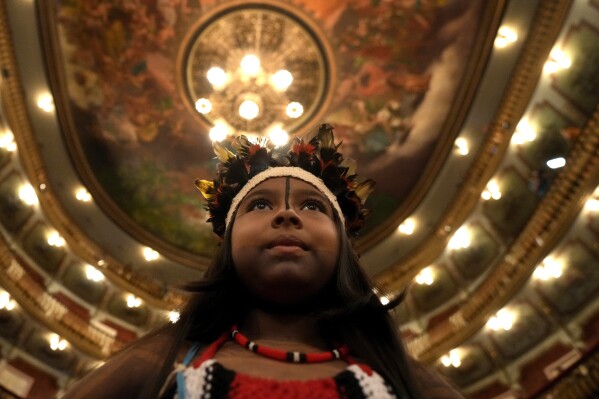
[179,2,333,144]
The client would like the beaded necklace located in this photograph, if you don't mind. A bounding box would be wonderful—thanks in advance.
[230,325,350,363]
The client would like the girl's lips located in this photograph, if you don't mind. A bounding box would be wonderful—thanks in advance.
[267,235,308,250]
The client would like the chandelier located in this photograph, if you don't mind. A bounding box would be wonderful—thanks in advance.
[181,4,332,145]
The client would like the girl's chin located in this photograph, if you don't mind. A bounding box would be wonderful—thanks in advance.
[244,286,332,314]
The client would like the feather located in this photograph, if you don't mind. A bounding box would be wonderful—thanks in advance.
[223,160,249,186]
[318,123,335,149]
[248,147,271,176]
[355,179,375,204]
[340,157,357,176]
[232,135,253,157]
[213,141,235,163]
[194,179,216,200]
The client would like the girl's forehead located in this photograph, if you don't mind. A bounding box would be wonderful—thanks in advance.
[247,176,323,195]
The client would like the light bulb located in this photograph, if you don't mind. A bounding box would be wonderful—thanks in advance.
[398,219,415,235]
[271,70,293,91]
[195,98,212,114]
[19,184,38,206]
[47,231,65,247]
[209,122,229,142]
[85,265,105,282]
[268,126,289,146]
[286,102,304,119]
[207,67,227,88]
[547,157,566,169]
[75,187,92,202]
[143,247,159,261]
[239,100,260,120]
[37,94,55,112]
[126,294,142,308]
[455,138,469,155]
[169,311,180,323]
[240,55,260,76]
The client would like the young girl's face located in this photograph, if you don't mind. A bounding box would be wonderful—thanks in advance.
[231,177,340,306]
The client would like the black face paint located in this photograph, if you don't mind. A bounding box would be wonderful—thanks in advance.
[285,177,291,210]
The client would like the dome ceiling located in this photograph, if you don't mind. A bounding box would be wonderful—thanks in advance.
[0,0,599,398]
[47,0,495,263]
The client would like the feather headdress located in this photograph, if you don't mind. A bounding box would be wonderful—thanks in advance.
[195,124,375,238]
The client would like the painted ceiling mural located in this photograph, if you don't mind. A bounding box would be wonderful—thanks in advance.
[2,0,599,397]
[50,0,487,258]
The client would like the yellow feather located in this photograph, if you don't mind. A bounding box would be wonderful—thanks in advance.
[213,141,235,163]
[194,179,216,200]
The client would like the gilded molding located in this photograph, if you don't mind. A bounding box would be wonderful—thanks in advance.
[375,0,575,293]
[537,348,599,398]
[410,105,599,362]
[0,235,121,359]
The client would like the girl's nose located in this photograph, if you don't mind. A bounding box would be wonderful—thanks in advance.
[272,208,302,228]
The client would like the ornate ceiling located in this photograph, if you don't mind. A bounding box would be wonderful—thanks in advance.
[0,0,598,398]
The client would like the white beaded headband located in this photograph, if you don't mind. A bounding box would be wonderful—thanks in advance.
[225,166,345,228]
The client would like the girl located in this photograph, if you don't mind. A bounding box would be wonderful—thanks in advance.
[64,125,463,398]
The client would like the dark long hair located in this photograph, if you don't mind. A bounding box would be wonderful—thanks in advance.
[146,213,423,398]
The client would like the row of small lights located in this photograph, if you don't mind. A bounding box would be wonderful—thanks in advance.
[392,28,516,238]
[4,272,179,348]
[415,188,599,368]
[398,114,480,227]
[495,26,572,74]
[439,27,579,369]
[415,221,588,289]
[396,27,572,235]
[1,128,175,347]
[482,110,571,202]
[437,247,586,369]
[43,305,180,353]
[413,256,565,289]
[440,307,516,368]
[4,97,174,266]
[428,197,597,369]
[16,182,163,262]
[493,27,573,197]
[0,293,73,354]
[17,73,298,146]
[0,288,180,351]
[399,27,578,291]
[125,293,180,324]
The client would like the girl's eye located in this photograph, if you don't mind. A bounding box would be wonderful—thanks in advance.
[301,199,326,212]
[248,199,272,211]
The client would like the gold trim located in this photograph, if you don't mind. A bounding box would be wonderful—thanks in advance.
[411,104,599,362]
[0,235,120,359]
[538,348,599,399]
[0,1,185,310]
[375,0,575,293]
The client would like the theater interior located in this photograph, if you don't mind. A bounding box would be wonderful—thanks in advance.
[0,0,598,397]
